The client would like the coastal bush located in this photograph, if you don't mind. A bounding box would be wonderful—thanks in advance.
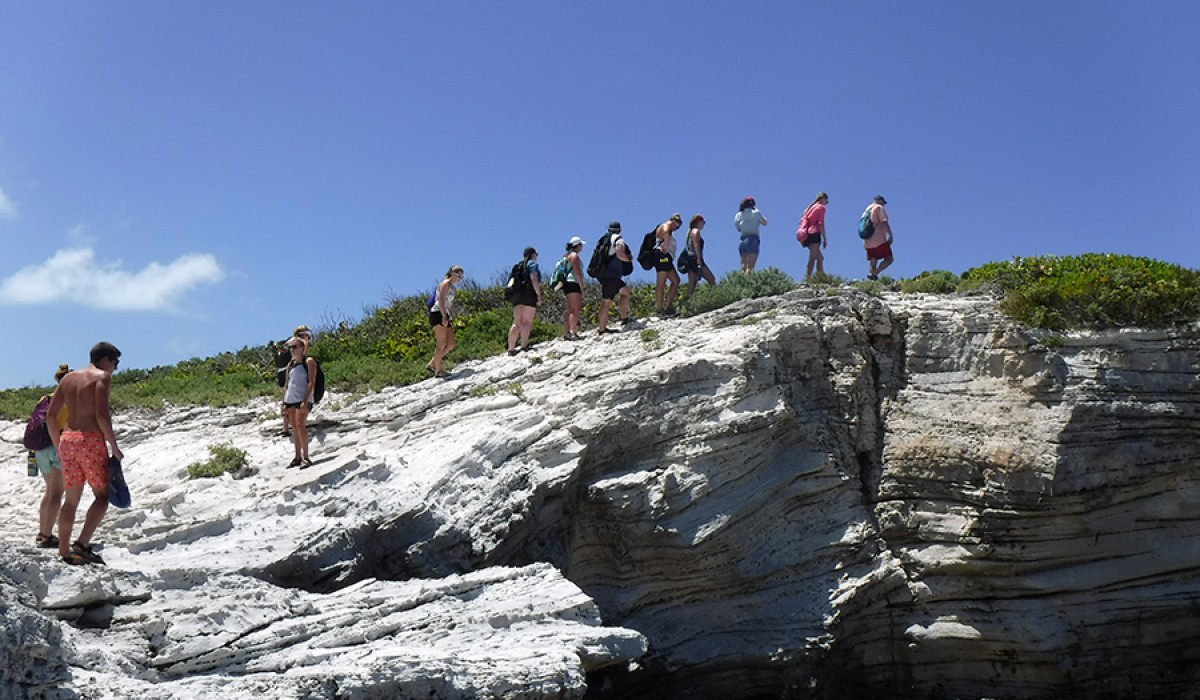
[960,254,1200,330]
[683,268,797,316]
[899,270,960,294]
[187,444,249,479]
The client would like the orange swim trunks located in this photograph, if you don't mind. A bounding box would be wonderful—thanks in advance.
[59,431,109,491]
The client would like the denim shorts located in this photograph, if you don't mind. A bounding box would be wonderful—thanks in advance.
[738,234,760,256]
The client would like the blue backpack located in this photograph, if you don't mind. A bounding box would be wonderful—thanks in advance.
[549,257,571,289]
[857,208,875,239]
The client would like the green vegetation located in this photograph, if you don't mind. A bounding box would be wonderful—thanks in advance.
[682,268,797,315]
[186,444,250,479]
[960,254,1200,330]
[899,270,960,294]
[1,254,1193,419]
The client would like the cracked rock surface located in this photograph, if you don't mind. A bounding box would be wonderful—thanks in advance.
[1,288,1197,699]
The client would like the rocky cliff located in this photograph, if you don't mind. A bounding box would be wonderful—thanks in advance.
[1,289,1197,700]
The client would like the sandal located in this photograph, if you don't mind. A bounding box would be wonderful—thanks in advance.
[288,457,302,468]
[36,533,59,549]
[299,458,313,469]
[71,541,105,566]
[62,552,88,566]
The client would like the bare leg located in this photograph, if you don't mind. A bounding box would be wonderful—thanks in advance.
[75,485,109,548]
[289,405,310,460]
[598,298,612,332]
[57,485,84,557]
[39,470,65,538]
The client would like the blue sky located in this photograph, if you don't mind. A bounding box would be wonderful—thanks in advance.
[1,2,1197,389]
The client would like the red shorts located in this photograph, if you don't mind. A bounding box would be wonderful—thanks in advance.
[866,242,892,260]
[59,431,109,491]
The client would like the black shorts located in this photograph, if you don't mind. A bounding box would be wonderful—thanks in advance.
[511,288,539,308]
[600,277,627,300]
[802,232,823,247]
[429,311,445,327]
[284,401,313,410]
[562,281,582,295]
[653,253,676,273]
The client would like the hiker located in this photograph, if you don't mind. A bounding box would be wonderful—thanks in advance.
[275,324,313,437]
[797,192,829,280]
[680,214,716,300]
[863,195,893,280]
[735,196,768,275]
[597,221,633,334]
[48,342,122,566]
[282,336,318,468]
[652,213,683,316]
[427,265,465,377]
[506,247,543,355]
[32,363,71,550]
[560,236,586,340]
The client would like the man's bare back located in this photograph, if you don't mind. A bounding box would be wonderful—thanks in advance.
[57,366,111,434]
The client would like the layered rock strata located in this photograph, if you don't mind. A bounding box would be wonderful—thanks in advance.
[0,288,1196,699]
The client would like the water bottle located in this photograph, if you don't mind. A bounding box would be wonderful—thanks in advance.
[27,451,38,477]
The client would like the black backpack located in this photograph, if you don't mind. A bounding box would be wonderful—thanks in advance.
[637,230,658,270]
[274,345,291,387]
[503,261,530,301]
[291,357,325,403]
[312,359,325,404]
[587,233,613,278]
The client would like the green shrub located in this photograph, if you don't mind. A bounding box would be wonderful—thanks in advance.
[187,444,249,479]
[960,254,1200,330]
[806,272,845,287]
[684,268,797,316]
[899,270,960,294]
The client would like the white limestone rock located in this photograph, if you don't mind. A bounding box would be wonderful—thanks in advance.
[0,287,1196,699]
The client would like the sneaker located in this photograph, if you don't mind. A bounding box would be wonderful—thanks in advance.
[620,317,634,327]
[71,541,105,566]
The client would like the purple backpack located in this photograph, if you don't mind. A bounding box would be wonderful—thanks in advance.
[23,396,52,451]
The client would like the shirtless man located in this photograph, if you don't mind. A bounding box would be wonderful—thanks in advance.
[48,341,123,566]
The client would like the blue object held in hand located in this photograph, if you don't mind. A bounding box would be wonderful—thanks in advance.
[108,456,131,509]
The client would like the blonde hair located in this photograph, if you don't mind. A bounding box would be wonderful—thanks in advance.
[54,363,71,382]
[445,265,465,279]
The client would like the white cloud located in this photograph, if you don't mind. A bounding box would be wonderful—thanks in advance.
[0,248,226,311]
[0,186,15,219]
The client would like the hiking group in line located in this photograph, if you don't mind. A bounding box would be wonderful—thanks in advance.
[431,193,895,362]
